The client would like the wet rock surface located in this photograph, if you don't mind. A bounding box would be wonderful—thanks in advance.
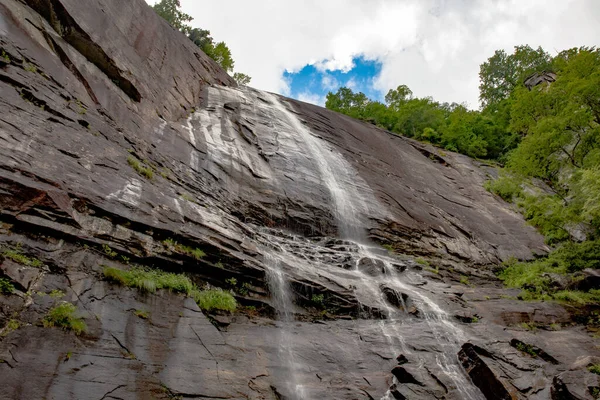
[0,0,597,399]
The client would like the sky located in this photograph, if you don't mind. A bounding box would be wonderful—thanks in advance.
[146,0,600,109]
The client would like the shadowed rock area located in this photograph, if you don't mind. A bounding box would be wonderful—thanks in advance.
[0,0,598,399]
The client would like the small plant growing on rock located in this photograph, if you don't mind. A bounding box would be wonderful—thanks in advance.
[192,289,236,312]
[382,244,395,253]
[415,257,429,266]
[134,309,150,319]
[24,63,37,73]
[215,262,224,269]
[1,51,10,62]
[1,319,21,337]
[102,244,118,258]
[2,246,43,268]
[589,364,600,375]
[103,266,194,295]
[311,294,325,308]
[460,276,471,286]
[426,266,439,274]
[49,289,65,299]
[163,239,205,260]
[225,277,238,287]
[590,387,600,399]
[0,278,15,295]
[43,302,87,335]
[127,156,154,180]
[514,341,539,357]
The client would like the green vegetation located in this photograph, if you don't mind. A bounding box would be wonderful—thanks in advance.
[311,294,325,308]
[180,193,195,203]
[103,266,194,294]
[0,278,15,294]
[2,247,43,268]
[192,289,237,312]
[163,239,205,260]
[103,244,118,258]
[152,0,251,84]
[590,387,600,399]
[127,156,154,180]
[382,244,395,253]
[460,276,471,286]
[2,50,10,62]
[49,289,65,299]
[24,63,37,73]
[415,257,429,266]
[589,365,600,375]
[103,266,236,313]
[426,266,439,274]
[519,322,538,332]
[1,319,20,337]
[225,277,237,287]
[514,341,540,357]
[43,302,87,335]
[134,309,150,319]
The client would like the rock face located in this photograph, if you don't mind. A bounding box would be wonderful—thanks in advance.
[0,1,597,399]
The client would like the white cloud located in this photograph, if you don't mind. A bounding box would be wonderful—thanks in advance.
[148,0,600,108]
[297,91,326,107]
[321,73,339,91]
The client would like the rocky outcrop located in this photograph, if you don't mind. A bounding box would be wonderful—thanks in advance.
[0,0,596,399]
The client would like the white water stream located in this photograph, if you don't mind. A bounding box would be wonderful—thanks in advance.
[259,93,485,400]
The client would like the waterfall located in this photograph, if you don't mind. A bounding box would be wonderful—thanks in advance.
[265,93,485,400]
[264,253,307,400]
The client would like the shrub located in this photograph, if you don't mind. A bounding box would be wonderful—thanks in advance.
[192,289,236,312]
[0,278,15,294]
[589,364,600,375]
[484,173,523,202]
[43,302,87,335]
[103,266,194,295]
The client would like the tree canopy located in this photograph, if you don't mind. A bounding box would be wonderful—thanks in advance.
[152,0,192,34]
[326,45,600,305]
[152,0,251,83]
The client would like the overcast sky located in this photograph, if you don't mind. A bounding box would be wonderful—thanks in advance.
[146,0,600,108]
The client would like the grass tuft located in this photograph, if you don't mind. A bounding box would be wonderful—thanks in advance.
[43,302,87,335]
[589,364,600,375]
[103,266,194,295]
[191,289,237,312]
[127,156,153,180]
[2,248,43,268]
[0,278,15,294]
[163,239,205,260]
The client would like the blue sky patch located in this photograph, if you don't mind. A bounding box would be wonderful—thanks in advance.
[283,56,384,106]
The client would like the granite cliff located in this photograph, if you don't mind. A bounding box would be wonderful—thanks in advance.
[0,0,598,399]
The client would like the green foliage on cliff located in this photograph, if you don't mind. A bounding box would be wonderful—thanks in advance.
[152,0,193,34]
[192,289,237,312]
[0,278,15,295]
[43,302,87,335]
[325,45,600,305]
[103,266,237,312]
[325,86,514,159]
[151,1,251,83]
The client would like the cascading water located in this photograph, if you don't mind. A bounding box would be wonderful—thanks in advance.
[263,93,485,400]
[263,253,307,400]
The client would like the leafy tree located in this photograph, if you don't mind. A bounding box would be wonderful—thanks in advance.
[479,45,552,109]
[188,28,213,51]
[152,0,192,34]
[233,72,252,85]
[209,42,235,72]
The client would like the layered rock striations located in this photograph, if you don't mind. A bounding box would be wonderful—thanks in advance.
[0,0,598,399]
